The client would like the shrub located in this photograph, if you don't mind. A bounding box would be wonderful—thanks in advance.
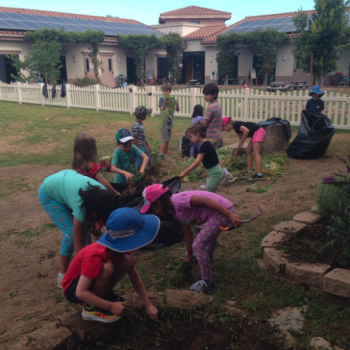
[314,184,350,219]
[73,76,98,87]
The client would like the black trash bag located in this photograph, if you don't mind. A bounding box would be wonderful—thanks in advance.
[42,83,48,98]
[52,85,56,98]
[286,110,335,159]
[259,117,292,140]
[61,83,66,98]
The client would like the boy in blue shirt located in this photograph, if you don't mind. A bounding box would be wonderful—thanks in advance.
[111,129,149,184]
[305,85,325,114]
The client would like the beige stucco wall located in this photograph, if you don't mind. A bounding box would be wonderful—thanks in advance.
[163,18,227,26]
[0,40,34,78]
[237,47,253,77]
[276,43,294,77]
[336,48,350,75]
[150,23,204,37]
[145,48,167,79]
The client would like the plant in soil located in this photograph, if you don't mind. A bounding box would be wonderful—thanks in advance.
[158,94,176,129]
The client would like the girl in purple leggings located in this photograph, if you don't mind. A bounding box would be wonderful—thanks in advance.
[140,184,243,294]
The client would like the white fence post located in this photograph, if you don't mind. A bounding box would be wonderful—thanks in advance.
[150,86,156,116]
[130,86,137,115]
[39,83,45,106]
[0,82,2,101]
[95,84,100,111]
[66,84,71,108]
[190,87,197,116]
[17,82,22,104]
[243,88,249,121]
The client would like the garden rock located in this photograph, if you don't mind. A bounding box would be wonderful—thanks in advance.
[268,306,307,331]
[323,269,350,298]
[263,248,288,275]
[281,330,298,348]
[165,289,213,309]
[227,300,237,306]
[261,231,287,251]
[285,262,331,289]
[273,221,306,236]
[293,212,322,225]
[124,292,166,309]
[310,336,344,350]
[310,205,319,214]
[10,321,71,350]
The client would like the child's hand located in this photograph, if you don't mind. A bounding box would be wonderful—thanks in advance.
[145,305,158,321]
[184,255,192,266]
[231,150,239,158]
[228,213,243,228]
[109,302,127,316]
[178,171,186,179]
[124,171,135,181]
[147,145,152,153]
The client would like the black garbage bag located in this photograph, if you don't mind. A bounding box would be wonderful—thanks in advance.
[110,177,183,249]
[52,85,56,98]
[42,83,48,98]
[286,110,335,159]
[61,83,66,98]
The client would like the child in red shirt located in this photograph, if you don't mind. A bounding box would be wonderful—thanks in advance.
[62,198,160,323]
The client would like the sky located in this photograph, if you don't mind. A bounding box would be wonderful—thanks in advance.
[5,0,316,26]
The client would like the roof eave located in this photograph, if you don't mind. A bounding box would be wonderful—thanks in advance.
[160,15,231,20]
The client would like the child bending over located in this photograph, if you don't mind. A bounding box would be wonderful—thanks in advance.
[189,104,204,157]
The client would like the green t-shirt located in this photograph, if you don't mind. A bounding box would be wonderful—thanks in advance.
[112,145,143,184]
[41,170,106,223]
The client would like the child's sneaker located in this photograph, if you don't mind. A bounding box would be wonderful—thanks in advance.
[57,273,64,289]
[200,184,207,190]
[249,173,264,181]
[188,279,217,294]
[221,173,234,185]
[82,303,122,323]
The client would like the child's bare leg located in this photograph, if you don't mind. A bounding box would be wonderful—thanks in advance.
[106,255,132,294]
[92,260,114,298]
[253,142,263,174]
[137,167,141,173]
[160,142,169,155]
[245,141,254,170]
[61,255,71,274]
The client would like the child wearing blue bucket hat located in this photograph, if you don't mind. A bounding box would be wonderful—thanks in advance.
[305,85,325,114]
[61,202,160,323]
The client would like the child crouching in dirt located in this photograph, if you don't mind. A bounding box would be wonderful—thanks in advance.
[178,122,223,193]
[61,186,159,323]
[140,184,243,294]
[222,117,266,180]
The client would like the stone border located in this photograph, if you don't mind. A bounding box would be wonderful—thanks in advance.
[260,212,350,299]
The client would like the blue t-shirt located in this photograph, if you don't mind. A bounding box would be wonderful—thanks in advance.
[159,97,175,125]
[41,170,106,223]
[305,98,325,113]
[112,145,144,184]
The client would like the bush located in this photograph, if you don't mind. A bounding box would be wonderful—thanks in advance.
[314,184,350,219]
[73,76,98,87]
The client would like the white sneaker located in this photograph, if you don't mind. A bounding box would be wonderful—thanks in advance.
[221,173,234,185]
[200,184,207,190]
[57,273,64,289]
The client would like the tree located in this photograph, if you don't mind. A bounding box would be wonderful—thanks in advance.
[216,32,240,85]
[10,40,62,84]
[292,0,349,86]
[118,34,160,84]
[159,33,183,85]
[241,29,286,86]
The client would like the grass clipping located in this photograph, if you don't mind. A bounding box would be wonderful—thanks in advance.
[158,94,176,129]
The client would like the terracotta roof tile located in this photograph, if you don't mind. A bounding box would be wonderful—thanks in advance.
[160,6,231,19]
[0,7,143,25]
[183,25,227,39]
[0,30,26,36]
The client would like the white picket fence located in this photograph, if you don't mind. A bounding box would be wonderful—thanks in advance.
[1,82,349,129]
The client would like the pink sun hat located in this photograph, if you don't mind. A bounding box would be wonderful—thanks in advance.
[140,184,169,214]
[222,117,232,126]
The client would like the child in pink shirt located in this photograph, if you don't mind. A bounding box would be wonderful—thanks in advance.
[141,184,243,294]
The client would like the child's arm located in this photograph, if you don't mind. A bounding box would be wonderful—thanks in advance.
[175,101,180,112]
[178,154,204,179]
[146,138,152,153]
[128,266,158,320]
[232,126,249,157]
[95,171,120,196]
[160,99,167,111]
[133,139,141,149]
[73,217,87,253]
[110,164,135,181]
[182,223,193,266]
[139,153,149,173]
[76,275,126,316]
[190,196,243,228]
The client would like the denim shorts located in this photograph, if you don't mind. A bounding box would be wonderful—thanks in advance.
[136,146,152,167]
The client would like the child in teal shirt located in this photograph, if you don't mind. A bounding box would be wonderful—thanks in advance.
[111,129,149,184]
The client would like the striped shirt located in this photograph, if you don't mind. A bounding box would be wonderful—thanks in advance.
[205,101,222,139]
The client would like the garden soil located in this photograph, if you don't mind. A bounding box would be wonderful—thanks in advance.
[0,134,349,349]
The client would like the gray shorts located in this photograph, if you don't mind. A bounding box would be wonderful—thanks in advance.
[161,123,173,142]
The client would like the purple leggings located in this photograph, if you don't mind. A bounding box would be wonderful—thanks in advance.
[192,207,234,280]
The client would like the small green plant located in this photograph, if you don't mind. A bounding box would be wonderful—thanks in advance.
[158,94,176,129]
[73,76,98,87]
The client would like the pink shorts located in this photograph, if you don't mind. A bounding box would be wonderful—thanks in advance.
[252,128,266,143]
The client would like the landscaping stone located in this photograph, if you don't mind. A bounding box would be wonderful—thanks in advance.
[256,258,267,270]
[310,205,319,214]
[227,300,237,306]
[285,262,331,289]
[261,231,287,251]
[165,289,213,309]
[281,330,298,348]
[11,321,72,350]
[273,221,306,236]
[323,268,350,298]
[263,248,287,275]
[268,306,307,331]
[124,292,166,310]
[310,336,344,350]
[293,212,322,225]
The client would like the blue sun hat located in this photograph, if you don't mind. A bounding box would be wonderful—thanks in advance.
[98,207,160,253]
[309,85,324,97]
